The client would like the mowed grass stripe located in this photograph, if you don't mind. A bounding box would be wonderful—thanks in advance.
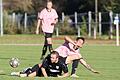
[0,45,120,80]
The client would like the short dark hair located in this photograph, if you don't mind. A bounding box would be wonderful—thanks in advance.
[47,0,52,3]
[76,37,85,44]
[51,51,59,58]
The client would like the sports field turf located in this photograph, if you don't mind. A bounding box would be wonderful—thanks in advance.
[0,35,120,80]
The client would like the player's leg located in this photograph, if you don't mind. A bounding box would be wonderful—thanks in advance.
[46,33,53,53]
[65,54,81,77]
[71,59,79,77]
[47,38,53,52]
[41,36,48,60]
[65,54,80,64]
[26,64,41,77]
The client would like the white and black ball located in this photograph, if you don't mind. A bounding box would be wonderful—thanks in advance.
[9,58,20,68]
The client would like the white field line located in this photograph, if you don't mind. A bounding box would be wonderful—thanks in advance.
[0,43,116,46]
[0,44,61,46]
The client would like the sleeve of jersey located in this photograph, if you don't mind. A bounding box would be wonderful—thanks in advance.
[61,63,68,73]
[68,43,74,50]
[54,10,58,19]
[41,59,48,69]
[38,11,43,20]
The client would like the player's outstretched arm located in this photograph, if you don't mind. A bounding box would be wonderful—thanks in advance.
[41,67,48,77]
[80,59,100,74]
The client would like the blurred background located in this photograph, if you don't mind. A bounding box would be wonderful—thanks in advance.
[0,0,120,40]
[0,1,120,80]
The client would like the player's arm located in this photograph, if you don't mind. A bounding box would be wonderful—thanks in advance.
[41,57,49,77]
[36,11,43,34]
[79,58,99,74]
[51,10,58,25]
[64,36,76,45]
[55,18,58,24]
[51,18,58,25]
[58,63,69,78]
[58,72,69,78]
[41,67,48,77]
[36,19,41,34]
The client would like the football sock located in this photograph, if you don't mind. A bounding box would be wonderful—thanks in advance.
[41,45,47,57]
[71,59,79,75]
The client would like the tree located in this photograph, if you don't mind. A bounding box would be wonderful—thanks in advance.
[3,0,33,14]
[100,0,120,12]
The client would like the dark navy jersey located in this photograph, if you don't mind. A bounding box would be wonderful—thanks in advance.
[41,55,68,77]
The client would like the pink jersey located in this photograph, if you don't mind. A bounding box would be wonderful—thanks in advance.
[55,42,80,57]
[38,8,58,33]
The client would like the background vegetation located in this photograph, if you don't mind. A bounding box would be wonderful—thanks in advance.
[2,0,120,37]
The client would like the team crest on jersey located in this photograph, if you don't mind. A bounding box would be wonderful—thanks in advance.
[56,66,59,69]
[49,65,52,67]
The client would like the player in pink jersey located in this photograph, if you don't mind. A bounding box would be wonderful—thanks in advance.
[55,36,99,77]
[36,1,58,60]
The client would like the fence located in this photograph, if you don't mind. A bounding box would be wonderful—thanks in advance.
[0,11,120,38]
[59,11,119,39]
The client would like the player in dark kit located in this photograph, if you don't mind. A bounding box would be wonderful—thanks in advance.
[11,51,69,77]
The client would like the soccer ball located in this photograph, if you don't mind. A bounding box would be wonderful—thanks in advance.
[9,58,20,68]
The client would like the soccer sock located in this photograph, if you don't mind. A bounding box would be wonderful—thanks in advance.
[48,44,53,53]
[24,68,32,76]
[41,45,47,56]
[71,59,79,75]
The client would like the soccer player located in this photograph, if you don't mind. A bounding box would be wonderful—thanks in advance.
[11,51,69,77]
[36,1,58,60]
[55,36,99,77]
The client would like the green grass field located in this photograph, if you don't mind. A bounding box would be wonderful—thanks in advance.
[0,35,120,80]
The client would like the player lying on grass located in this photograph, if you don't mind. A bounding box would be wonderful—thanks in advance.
[55,36,99,77]
[11,51,69,77]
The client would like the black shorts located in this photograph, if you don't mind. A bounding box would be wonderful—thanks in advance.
[24,64,43,77]
[44,32,53,38]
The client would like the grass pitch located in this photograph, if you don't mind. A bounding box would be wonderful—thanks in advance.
[0,35,120,80]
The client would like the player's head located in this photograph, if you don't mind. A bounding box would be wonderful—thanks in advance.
[50,51,59,63]
[74,37,85,49]
[46,1,53,10]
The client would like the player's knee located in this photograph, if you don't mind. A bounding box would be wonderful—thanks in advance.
[28,72,36,77]
[38,64,42,67]
[47,38,52,44]
[65,56,72,64]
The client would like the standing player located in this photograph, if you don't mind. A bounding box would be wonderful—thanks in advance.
[55,36,99,77]
[11,51,69,77]
[36,1,58,59]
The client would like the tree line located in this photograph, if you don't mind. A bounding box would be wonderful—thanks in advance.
[2,0,120,36]
[3,0,120,14]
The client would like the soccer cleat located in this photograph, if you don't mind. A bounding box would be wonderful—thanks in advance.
[11,72,20,76]
[19,73,27,77]
[71,74,79,78]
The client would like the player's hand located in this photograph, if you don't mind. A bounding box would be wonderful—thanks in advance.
[51,23,55,25]
[73,45,79,50]
[91,69,100,74]
[36,29,39,34]
[57,75,63,78]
